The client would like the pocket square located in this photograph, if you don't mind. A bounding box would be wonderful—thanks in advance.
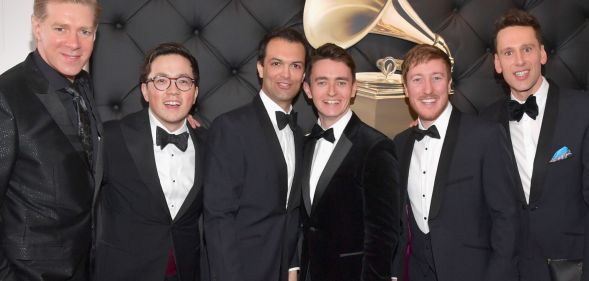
[550,146,573,163]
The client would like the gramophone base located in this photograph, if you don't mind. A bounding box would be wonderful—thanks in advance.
[351,94,415,138]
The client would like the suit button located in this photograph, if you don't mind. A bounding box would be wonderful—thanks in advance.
[309,227,318,232]
[522,204,527,210]
[531,205,539,211]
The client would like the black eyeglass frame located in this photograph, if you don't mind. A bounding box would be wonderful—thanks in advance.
[144,76,196,92]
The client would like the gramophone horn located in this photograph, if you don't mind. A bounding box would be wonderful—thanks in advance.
[303,0,452,61]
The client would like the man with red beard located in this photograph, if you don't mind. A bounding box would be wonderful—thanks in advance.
[392,44,518,281]
[480,9,589,281]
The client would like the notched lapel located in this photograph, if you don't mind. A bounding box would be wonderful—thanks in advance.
[529,84,560,203]
[429,109,460,220]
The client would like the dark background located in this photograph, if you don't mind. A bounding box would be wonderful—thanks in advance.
[92,0,589,131]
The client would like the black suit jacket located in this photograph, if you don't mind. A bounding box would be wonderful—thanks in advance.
[393,108,519,281]
[479,82,589,281]
[95,109,205,281]
[300,113,400,281]
[203,95,303,281]
[0,53,103,281]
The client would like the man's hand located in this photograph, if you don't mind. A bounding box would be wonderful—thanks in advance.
[288,270,298,281]
[187,114,201,129]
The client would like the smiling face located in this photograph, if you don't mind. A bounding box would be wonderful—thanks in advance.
[256,38,306,111]
[404,58,451,128]
[494,25,547,101]
[304,58,356,128]
[32,2,96,81]
[141,54,198,132]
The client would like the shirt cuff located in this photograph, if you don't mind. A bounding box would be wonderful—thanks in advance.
[288,267,300,272]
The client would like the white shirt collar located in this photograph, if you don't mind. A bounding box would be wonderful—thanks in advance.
[417,102,453,141]
[148,108,189,146]
[318,109,353,143]
[259,90,293,128]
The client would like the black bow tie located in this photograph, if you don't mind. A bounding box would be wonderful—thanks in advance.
[309,124,335,143]
[276,111,297,130]
[156,126,189,152]
[508,95,538,121]
[413,125,440,141]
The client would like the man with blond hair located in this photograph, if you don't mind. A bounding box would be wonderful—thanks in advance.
[0,0,102,280]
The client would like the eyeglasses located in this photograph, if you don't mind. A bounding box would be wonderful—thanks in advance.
[145,76,195,92]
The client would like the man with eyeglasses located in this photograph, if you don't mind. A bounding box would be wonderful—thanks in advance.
[95,42,206,281]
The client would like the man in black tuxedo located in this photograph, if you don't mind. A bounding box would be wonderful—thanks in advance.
[299,43,400,281]
[392,44,519,281]
[479,9,589,281]
[0,0,102,280]
[203,27,307,281]
[95,43,204,281]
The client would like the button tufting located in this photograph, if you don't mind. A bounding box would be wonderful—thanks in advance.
[115,23,123,29]
[193,29,199,35]
[232,69,238,75]
[112,104,120,111]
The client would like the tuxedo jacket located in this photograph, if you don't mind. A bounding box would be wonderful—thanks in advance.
[203,95,303,281]
[0,53,103,281]
[393,109,519,281]
[95,109,205,281]
[479,82,589,281]
[300,113,400,281]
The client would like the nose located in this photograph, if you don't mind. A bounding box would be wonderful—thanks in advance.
[166,79,181,95]
[423,78,433,94]
[65,31,81,49]
[514,51,525,66]
[279,64,291,79]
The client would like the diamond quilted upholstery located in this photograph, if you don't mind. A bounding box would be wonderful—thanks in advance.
[92,0,589,131]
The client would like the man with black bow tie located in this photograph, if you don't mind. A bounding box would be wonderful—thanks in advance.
[392,44,518,281]
[299,43,400,281]
[480,9,589,281]
[203,28,307,281]
[95,43,205,281]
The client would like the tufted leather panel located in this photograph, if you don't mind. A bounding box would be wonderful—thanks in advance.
[92,0,589,130]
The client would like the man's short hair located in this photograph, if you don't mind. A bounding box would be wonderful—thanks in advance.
[34,0,101,26]
[493,9,543,52]
[306,43,356,83]
[401,44,452,83]
[257,27,310,66]
[140,42,200,87]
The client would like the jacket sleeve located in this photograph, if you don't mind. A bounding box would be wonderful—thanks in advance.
[361,139,401,281]
[203,116,245,281]
[0,92,21,281]
[482,123,519,281]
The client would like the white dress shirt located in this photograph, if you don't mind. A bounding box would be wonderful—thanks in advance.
[509,76,549,203]
[259,91,296,208]
[309,109,353,203]
[149,109,195,220]
[407,103,452,234]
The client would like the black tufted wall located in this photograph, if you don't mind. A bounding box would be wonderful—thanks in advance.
[92,0,589,131]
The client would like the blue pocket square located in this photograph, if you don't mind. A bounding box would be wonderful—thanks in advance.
[549,146,572,163]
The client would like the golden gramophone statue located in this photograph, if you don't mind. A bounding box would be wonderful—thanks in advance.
[303,0,453,98]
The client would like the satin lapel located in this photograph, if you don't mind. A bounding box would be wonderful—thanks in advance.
[122,109,171,218]
[400,133,416,195]
[496,98,527,204]
[302,139,317,216]
[253,96,289,207]
[529,85,560,204]
[35,89,90,170]
[175,126,203,220]
[310,121,354,214]
[287,127,304,211]
[429,109,460,220]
